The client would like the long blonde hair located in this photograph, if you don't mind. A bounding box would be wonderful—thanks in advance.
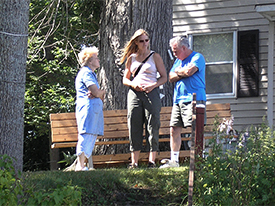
[120,29,150,64]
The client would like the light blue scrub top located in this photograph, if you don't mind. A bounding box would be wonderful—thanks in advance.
[170,51,206,104]
[75,66,104,135]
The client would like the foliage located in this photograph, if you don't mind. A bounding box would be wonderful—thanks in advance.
[0,155,23,206]
[58,151,76,166]
[0,154,82,205]
[25,181,82,206]
[24,0,102,171]
[194,120,275,205]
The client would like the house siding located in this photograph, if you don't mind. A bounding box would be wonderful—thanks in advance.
[172,0,275,131]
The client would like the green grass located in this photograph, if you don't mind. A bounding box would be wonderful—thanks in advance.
[22,164,189,206]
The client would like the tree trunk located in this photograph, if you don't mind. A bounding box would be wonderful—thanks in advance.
[99,0,174,110]
[0,0,29,172]
[96,0,173,155]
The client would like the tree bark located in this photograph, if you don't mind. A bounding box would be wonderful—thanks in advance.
[99,0,174,110]
[96,0,173,155]
[0,0,29,172]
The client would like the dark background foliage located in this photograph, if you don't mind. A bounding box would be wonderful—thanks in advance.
[24,0,102,171]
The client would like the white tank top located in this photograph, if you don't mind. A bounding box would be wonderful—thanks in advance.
[130,51,157,87]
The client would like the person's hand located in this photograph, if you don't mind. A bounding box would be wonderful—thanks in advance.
[87,90,95,99]
[142,83,156,93]
[175,66,188,77]
[131,82,143,92]
[100,90,106,101]
[174,66,181,73]
[176,64,198,77]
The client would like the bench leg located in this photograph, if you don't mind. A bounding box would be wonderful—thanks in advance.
[50,148,59,170]
[88,155,94,169]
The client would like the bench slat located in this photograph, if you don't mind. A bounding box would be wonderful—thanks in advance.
[206,103,230,111]
[207,110,231,118]
[103,109,127,117]
[50,113,75,121]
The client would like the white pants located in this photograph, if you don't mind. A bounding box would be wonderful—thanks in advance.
[76,133,97,158]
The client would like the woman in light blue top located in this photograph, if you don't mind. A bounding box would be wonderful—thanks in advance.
[75,46,105,171]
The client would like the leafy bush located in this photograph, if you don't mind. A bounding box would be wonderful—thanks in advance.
[0,154,82,205]
[25,182,82,206]
[194,121,275,205]
[0,155,23,206]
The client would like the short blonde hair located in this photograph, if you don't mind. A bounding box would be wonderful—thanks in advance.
[78,46,99,67]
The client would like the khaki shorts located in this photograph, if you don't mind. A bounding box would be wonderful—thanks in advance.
[170,101,206,128]
[170,102,193,128]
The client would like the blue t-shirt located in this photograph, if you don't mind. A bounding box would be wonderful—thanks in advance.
[75,66,104,135]
[170,51,206,104]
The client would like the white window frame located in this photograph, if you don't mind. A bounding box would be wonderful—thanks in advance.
[189,31,238,100]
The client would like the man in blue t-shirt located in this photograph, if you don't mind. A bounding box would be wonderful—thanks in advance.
[160,36,206,168]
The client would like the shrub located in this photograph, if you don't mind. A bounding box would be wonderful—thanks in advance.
[25,182,82,206]
[194,121,275,205]
[0,154,82,205]
[0,155,23,206]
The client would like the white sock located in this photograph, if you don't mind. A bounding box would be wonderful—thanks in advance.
[171,151,179,162]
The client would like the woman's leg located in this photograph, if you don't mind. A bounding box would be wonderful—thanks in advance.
[127,89,144,166]
[131,151,140,165]
[75,133,97,171]
[144,88,161,164]
[75,152,87,171]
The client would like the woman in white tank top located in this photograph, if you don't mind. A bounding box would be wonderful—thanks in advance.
[121,29,167,168]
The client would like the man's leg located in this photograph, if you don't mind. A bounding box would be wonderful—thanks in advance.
[159,126,182,168]
[160,103,185,168]
[170,126,182,151]
[170,126,182,163]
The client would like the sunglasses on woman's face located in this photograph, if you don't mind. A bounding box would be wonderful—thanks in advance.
[139,39,149,43]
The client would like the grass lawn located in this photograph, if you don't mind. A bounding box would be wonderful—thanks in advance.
[22,164,190,206]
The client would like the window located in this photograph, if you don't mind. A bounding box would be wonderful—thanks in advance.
[191,32,237,99]
[190,30,259,99]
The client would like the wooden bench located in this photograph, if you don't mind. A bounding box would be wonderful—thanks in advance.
[49,103,232,169]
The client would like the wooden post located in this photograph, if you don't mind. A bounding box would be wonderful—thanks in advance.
[195,105,205,159]
[188,94,205,205]
[50,148,59,170]
[188,94,196,206]
[49,132,60,170]
[88,155,94,169]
